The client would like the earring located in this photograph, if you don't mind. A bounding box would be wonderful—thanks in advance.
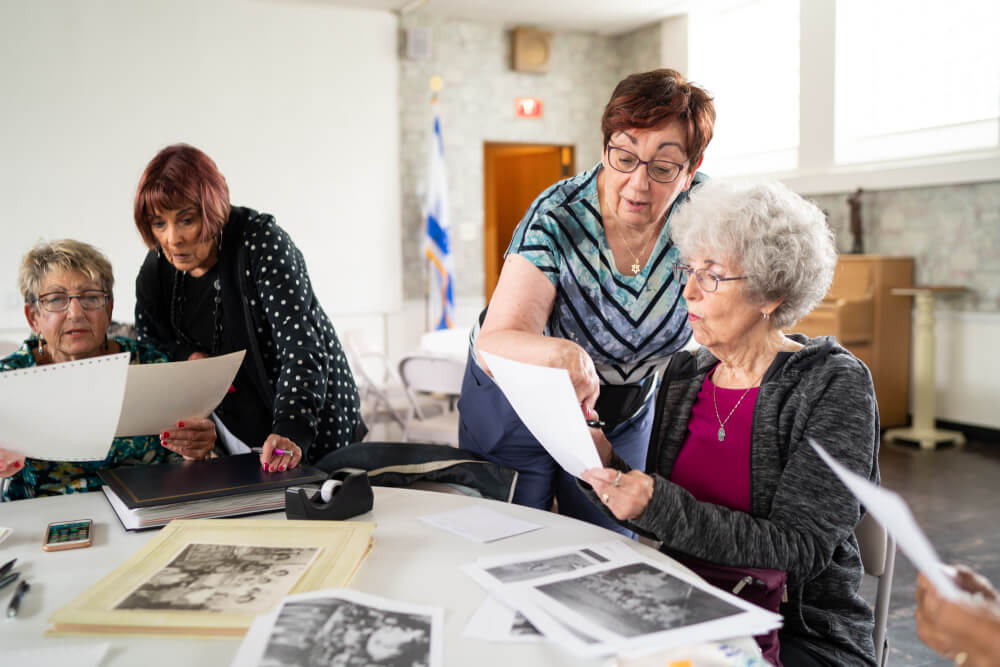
[762,311,770,321]
[156,244,162,259]
[36,332,45,357]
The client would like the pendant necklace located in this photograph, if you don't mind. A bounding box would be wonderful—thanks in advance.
[712,367,764,442]
[614,222,655,275]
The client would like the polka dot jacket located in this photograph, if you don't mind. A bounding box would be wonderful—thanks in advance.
[135,207,365,464]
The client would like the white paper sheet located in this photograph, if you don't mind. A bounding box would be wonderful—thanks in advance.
[115,350,245,436]
[480,352,601,477]
[1,642,110,667]
[463,595,544,642]
[0,353,129,460]
[419,505,543,543]
[809,438,963,599]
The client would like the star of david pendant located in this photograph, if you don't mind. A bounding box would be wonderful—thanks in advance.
[717,426,726,442]
[631,262,641,275]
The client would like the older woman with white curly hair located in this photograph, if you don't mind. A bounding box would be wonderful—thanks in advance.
[582,179,880,667]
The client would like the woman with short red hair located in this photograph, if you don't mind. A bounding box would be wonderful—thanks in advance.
[133,144,364,469]
[459,70,716,534]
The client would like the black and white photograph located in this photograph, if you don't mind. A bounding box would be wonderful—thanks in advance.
[535,562,743,638]
[484,551,599,584]
[253,591,442,667]
[115,543,320,614]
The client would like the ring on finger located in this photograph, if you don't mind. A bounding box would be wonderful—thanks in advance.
[602,493,610,503]
[613,471,622,487]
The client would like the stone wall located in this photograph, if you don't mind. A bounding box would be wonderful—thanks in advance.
[807,181,1000,312]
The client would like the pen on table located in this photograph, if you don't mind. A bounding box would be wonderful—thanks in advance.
[6,579,29,618]
[0,571,19,592]
[251,447,289,456]
[0,557,15,578]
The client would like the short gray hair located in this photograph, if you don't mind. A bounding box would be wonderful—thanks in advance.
[18,239,115,304]
[669,179,836,329]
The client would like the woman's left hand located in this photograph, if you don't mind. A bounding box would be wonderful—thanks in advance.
[160,418,217,461]
[259,434,303,472]
[581,467,655,521]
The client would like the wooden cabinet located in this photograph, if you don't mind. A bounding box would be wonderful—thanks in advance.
[791,255,913,427]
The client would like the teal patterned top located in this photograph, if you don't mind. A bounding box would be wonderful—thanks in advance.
[0,336,182,501]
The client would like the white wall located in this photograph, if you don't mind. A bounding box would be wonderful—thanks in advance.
[0,0,400,339]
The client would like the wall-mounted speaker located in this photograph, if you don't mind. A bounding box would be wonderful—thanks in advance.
[511,27,552,73]
[403,27,432,61]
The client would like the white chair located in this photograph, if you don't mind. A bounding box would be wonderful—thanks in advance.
[397,354,467,446]
[856,511,896,667]
[342,331,442,439]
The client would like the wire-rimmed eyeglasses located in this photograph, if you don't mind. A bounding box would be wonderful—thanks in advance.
[605,145,687,184]
[34,291,110,313]
[672,263,746,293]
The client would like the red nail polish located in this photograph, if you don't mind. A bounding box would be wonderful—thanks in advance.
[162,431,170,439]
[279,465,286,472]
[177,421,185,428]
[13,461,21,469]
[263,462,269,472]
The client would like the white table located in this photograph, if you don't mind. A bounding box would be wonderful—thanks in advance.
[0,487,757,666]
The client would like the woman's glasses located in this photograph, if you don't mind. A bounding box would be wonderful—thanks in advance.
[605,145,687,183]
[34,291,109,313]
[671,263,746,293]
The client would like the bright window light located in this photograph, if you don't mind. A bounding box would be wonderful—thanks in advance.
[688,0,800,176]
[835,0,1000,164]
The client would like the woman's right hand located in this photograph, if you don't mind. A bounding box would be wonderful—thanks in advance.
[0,447,25,478]
[549,339,601,413]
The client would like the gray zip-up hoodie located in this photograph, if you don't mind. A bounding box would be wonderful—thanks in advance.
[601,335,878,666]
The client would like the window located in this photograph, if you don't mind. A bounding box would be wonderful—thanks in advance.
[688,0,800,176]
[834,0,1000,165]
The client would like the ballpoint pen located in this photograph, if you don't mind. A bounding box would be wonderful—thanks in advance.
[0,557,15,578]
[6,579,29,618]
[0,571,20,592]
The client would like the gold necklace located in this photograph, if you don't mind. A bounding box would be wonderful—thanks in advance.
[712,368,764,442]
[613,222,655,275]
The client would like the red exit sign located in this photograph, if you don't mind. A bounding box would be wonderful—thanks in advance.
[515,97,543,118]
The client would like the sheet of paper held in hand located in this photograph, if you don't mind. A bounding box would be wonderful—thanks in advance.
[0,352,130,460]
[480,351,602,478]
[809,438,963,600]
[115,350,245,437]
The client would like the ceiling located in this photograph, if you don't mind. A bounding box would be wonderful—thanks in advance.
[307,0,690,36]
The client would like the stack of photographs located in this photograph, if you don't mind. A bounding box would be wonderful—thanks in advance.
[462,541,781,658]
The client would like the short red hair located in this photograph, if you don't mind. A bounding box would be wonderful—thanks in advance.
[601,69,716,168]
[133,144,231,248]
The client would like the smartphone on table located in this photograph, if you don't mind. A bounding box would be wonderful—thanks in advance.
[42,519,93,551]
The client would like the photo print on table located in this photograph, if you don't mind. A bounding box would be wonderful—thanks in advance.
[484,548,609,584]
[115,543,321,614]
[260,597,434,667]
[534,562,743,638]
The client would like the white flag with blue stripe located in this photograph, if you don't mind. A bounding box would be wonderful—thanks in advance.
[424,113,454,330]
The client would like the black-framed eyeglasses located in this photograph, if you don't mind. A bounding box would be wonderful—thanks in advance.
[672,263,746,293]
[605,145,687,184]
[34,291,109,313]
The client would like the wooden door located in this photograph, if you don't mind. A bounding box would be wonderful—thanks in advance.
[483,143,575,302]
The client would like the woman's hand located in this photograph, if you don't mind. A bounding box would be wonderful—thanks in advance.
[581,467,654,521]
[160,418,217,461]
[259,434,303,472]
[916,568,1000,666]
[0,447,25,479]
[188,352,209,360]
[550,339,600,413]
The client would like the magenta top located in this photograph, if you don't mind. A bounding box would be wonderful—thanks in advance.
[669,368,758,513]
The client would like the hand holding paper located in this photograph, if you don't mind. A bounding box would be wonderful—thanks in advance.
[480,352,601,478]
